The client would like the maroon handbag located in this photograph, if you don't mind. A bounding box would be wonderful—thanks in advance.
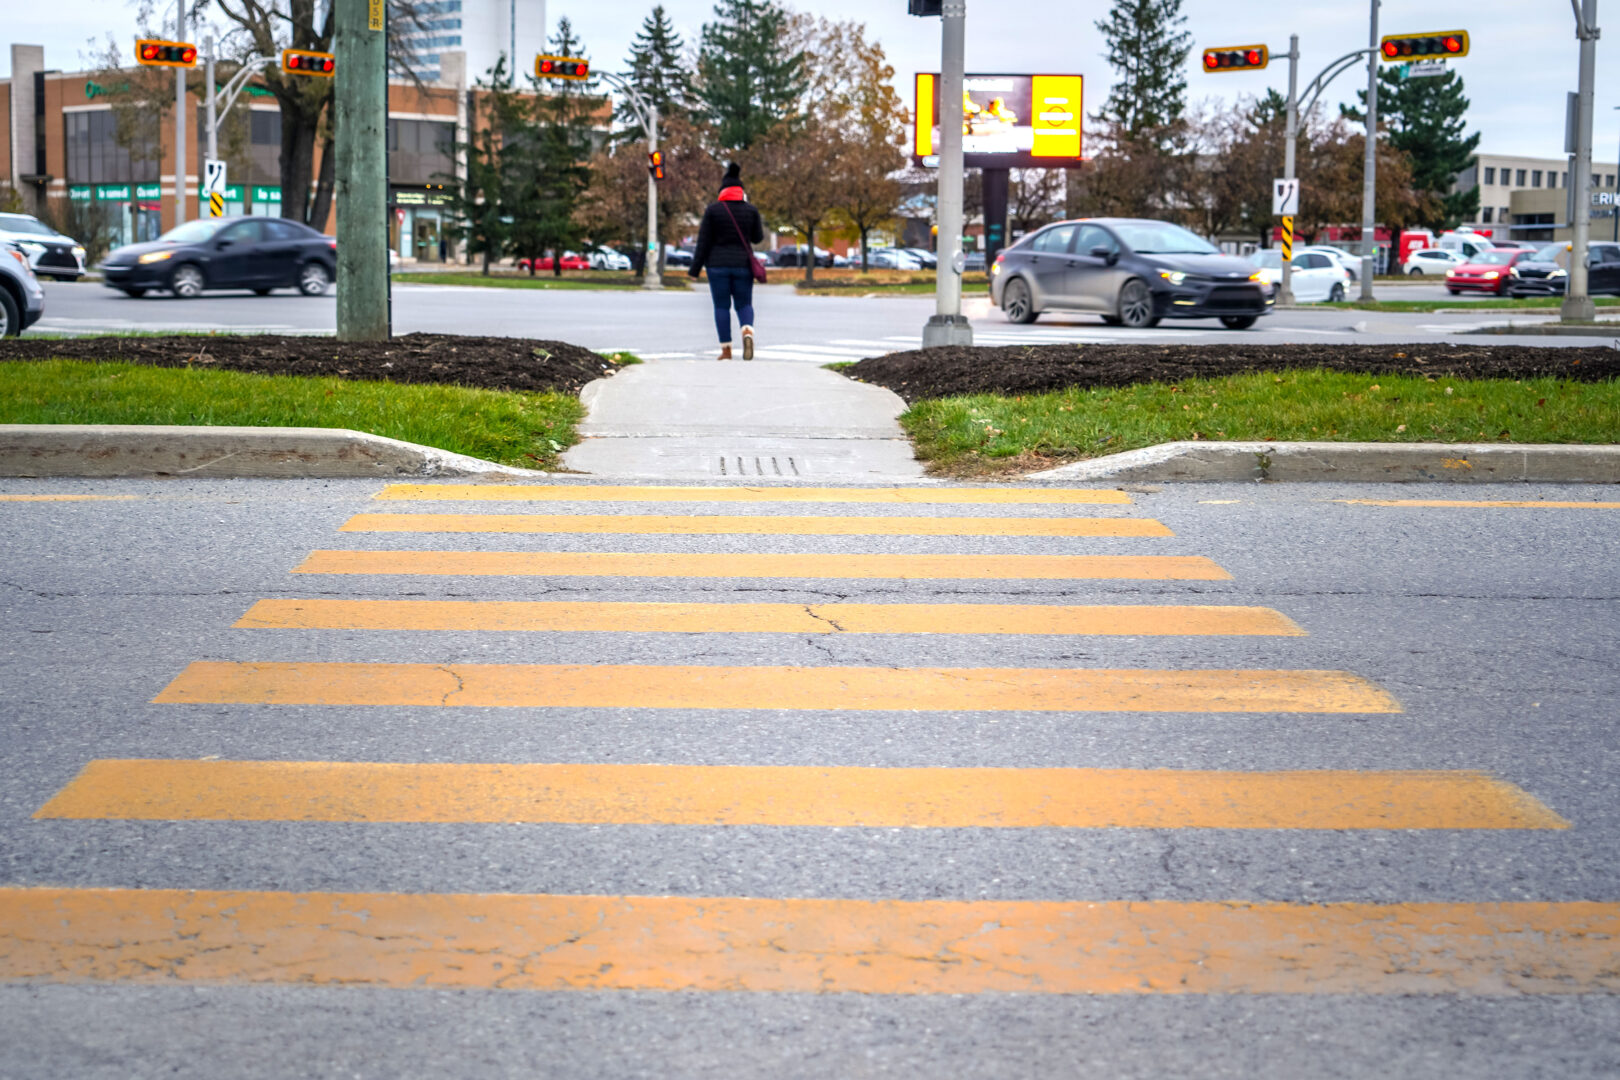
[721,202,768,284]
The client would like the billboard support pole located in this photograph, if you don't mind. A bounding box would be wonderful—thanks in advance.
[982,167,1008,265]
[924,0,972,348]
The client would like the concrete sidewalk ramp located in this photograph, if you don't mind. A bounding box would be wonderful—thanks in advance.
[562,360,922,479]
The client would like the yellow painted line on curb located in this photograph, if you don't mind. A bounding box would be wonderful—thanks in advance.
[4,889,1615,994]
[0,494,138,502]
[292,550,1232,581]
[377,484,1133,505]
[235,599,1305,637]
[338,513,1173,537]
[37,760,1565,830]
[153,662,1400,714]
[1340,499,1620,510]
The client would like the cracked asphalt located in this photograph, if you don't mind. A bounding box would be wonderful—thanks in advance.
[1,477,1619,1077]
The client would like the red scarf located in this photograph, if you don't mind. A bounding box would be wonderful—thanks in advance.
[718,186,745,201]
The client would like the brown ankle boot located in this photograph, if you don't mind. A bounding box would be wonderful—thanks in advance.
[718,344,732,361]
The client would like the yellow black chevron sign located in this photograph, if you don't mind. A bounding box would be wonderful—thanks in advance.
[209,192,225,218]
[1280,216,1294,261]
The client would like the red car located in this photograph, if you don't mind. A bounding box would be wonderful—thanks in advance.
[1445,249,1538,294]
[516,252,590,272]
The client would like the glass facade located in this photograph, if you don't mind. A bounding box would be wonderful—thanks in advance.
[63,110,161,248]
[387,119,456,184]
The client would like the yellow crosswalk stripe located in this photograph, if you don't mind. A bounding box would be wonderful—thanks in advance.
[339,513,1173,537]
[36,760,1565,829]
[235,598,1304,636]
[293,550,1231,580]
[153,661,1400,713]
[1339,499,1620,510]
[376,484,1133,505]
[5,888,1615,994]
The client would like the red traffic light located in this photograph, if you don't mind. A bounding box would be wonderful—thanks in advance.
[535,54,590,80]
[648,150,665,180]
[282,49,335,77]
[1378,30,1469,62]
[134,38,199,68]
[1443,35,1463,53]
[1382,40,1400,57]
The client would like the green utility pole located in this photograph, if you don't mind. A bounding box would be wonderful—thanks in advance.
[335,0,390,341]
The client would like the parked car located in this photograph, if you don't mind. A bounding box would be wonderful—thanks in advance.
[100,215,336,298]
[1507,243,1570,297]
[585,245,632,271]
[0,212,87,281]
[664,247,694,268]
[772,244,834,268]
[991,217,1273,329]
[1485,240,1538,252]
[516,252,590,272]
[867,248,924,271]
[1247,249,1351,303]
[963,250,986,273]
[904,247,938,269]
[0,240,47,336]
[1402,248,1466,276]
[1293,244,1360,282]
[1444,248,1542,295]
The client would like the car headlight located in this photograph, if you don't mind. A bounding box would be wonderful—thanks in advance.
[1483,271,1499,280]
[1158,270,1186,285]
[1508,267,1520,277]
[138,250,173,264]
[1550,268,1568,278]
[18,240,45,255]
[1445,269,1456,277]
[1248,271,1263,282]
[72,245,86,258]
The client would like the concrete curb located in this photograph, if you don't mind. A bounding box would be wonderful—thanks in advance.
[0,425,545,479]
[1024,441,1620,484]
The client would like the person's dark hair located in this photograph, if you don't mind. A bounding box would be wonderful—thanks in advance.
[720,162,742,191]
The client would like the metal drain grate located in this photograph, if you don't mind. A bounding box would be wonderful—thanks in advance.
[718,455,800,477]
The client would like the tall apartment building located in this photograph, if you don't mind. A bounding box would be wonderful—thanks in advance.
[1454,152,1620,242]
[393,0,548,85]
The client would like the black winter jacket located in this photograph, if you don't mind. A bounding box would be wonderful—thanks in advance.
[690,198,765,272]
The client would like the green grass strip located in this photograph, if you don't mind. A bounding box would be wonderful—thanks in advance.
[0,359,584,470]
[900,370,1620,476]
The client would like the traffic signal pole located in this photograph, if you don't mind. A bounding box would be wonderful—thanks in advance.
[1279,34,1299,306]
[593,72,661,290]
[334,0,389,340]
[923,0,972,348]
[1564,0,1600,323]
[174,0,187,226]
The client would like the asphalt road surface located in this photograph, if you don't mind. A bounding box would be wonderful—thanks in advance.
[3,478,1619,1077]
[22,278,1608,362]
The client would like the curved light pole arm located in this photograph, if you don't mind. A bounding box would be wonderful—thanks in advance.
[1300,49,1374,118]
[597,72,662,290]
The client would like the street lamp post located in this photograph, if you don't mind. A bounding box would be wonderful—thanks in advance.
[598,73,662,291]
[1358,0,1380,299]
[1564,0,1599,322]
[923,0,972,348]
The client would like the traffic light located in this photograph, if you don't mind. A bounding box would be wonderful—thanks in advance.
[648,150,665,182]
[135,39,198,68]
[1379,31,1469,61]
[907,0,943,14]
[535,55,590,81]
[1201,45,1269,72]
[281,49,335,76]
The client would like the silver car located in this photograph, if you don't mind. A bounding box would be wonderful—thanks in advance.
[0,240,47,336]
[0,212,87,281]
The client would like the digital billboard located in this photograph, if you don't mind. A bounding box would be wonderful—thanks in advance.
[913,73,1083,168]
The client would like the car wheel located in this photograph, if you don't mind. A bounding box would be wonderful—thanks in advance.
[1001,277,1038,324]
[1329,283,1345,302]
[1117,279,1158,328]
[169,263,205,298]
[118,287,147,298]
[298,261,331,296]
[1407,267,1423,276]
[1220,316,1258,330]
[0,286,18,337]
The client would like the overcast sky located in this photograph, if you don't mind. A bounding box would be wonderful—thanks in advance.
[4,1,1609,161]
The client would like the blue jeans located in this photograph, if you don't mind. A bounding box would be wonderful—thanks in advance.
[706,267,755,343]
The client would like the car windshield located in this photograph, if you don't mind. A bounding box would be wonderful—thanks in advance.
[159,219,224,244]
[1533,243,1566,262]
[0,214,58,236]
[1114,222,1219,255]
[1473,251,1516,265]
[1249,250,1282,269]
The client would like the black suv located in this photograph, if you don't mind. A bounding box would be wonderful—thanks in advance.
[990,218,1274,329]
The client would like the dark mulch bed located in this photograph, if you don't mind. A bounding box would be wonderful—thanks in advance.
[847,343,1620,403]
[0,333,616,394]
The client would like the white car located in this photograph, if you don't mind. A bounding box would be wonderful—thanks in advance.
[1247,249,1351,303]
[586,245,632,271]
[1294,245,1361,281]
[1404,249,1467,275]
[0,212,87,281]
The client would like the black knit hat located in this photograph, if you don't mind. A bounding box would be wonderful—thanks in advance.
[720,162,742,191]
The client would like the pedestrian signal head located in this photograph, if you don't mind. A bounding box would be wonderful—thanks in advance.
[1201,45,1269,72]
[281,49,336,76]
[135,39,198,68]
[535,55,590,81]
[1379,31,1468,61]
[648,150,665,181]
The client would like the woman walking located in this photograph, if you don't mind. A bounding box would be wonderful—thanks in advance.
[689,162,765,360]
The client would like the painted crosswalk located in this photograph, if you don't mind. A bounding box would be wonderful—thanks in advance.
[8,479,1599,1003]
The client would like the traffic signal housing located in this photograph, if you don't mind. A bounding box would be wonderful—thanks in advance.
[648,150,665,182]
[281,49,335,76]
[1201,45,1269,72]
[135,39,198,68]
[535,55,590,81]
[1379,31,1468,62]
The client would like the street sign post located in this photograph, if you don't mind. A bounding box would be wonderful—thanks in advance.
[203,160,227,217]
[1272,178,1300,216]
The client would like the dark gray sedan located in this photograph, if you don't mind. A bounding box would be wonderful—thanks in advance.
[989,218,1274,329]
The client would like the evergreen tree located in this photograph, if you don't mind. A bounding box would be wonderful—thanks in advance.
[1094,0,1192,140]
[1345,69,1481,229]
[618,6,692,135]
[695,0,807,151]
[510,18,599,276]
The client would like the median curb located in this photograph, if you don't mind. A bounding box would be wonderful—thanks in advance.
[0,425,545,479]
[1024,441,1620,484]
